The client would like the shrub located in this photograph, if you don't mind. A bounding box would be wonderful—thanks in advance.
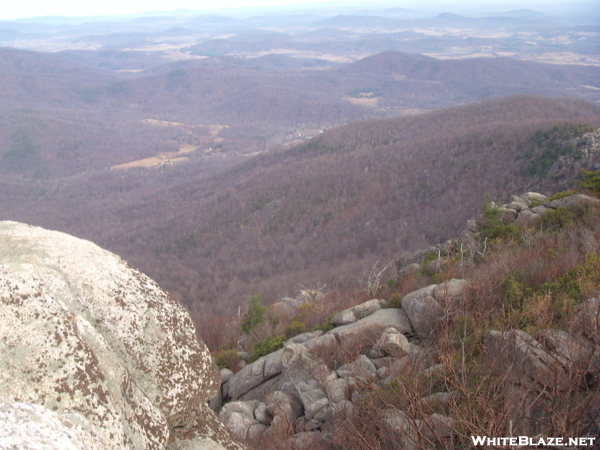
[249,334,286,362]
[579,169,600,195]
[313,314,335,333]
[546,190,575,201]
[385,293,402,308]
[241,294,267,334]
[284,318,306,338]
[481,193,502,239]
[213,348,240,371]
[540,204,588,231]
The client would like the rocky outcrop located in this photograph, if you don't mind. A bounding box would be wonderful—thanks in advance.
[0,221,244,450]
[396,191,600,281]
[213,187,600,447]
[212,289,467,447]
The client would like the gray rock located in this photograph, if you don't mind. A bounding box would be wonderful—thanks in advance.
[514,209,541,227]
[281,343,327,385]
[498,207,518,223]
[221,368,235,384]
[288,431,321,449]
[218,401,268,441]
[271,297,304,315]
[369,327,411,358]
[401,285,443,338]
[508,201,529,212]
[483,330,570,390]
[0,221,235,450]
[433,279,468,309]
[522,192,547,205]
[301,392,329,422]
[263,349,284,378]
[209,389,223,412]
[218,411,261,441]
[337,355,378,385]
[328,308,412,354]
[237,374,282,402]
[219,400,260,421]
[325,378,349,403]
[266,391,302,422]
[169,403,246,450]
[330,400,355,420]
[330,308,357,326]
[467,218,484,233]
[225,349,283,400]
[534,329,596,376]
[225,359,268,401]
[576,297,600,341]
[286,330,324,345]
[422,414,455,441]
[331,299,382,326]
[0,402,103,450]
[254,402,270,425]
[545,193,600,209]
[380,409,421,450]
[398,263,421,278]
[418,392,453,412]
[531,205,550,215]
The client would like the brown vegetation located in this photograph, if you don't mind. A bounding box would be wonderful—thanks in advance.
[216,188,600,449]
[2,94,599,339]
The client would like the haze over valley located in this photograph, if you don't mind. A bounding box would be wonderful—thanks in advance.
[1,1,599,330]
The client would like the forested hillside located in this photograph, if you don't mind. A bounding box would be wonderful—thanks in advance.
[3,95,600,330]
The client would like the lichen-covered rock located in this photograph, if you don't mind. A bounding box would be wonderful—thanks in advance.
[0,221,240,450]
[0,402,104,450]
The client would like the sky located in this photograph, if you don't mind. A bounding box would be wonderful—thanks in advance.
[1,0,597,21]
[3,0,376,20]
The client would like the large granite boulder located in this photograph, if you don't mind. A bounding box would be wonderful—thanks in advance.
[0,221,243,450]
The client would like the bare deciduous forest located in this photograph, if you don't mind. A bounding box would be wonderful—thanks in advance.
[0,4,599,335]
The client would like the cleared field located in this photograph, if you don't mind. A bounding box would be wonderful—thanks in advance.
[110,145,199,170]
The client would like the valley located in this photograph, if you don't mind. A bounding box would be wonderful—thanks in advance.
[0,2,599,333]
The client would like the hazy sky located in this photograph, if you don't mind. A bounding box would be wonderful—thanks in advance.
[1,0,597,21]
[3,0,371,20]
